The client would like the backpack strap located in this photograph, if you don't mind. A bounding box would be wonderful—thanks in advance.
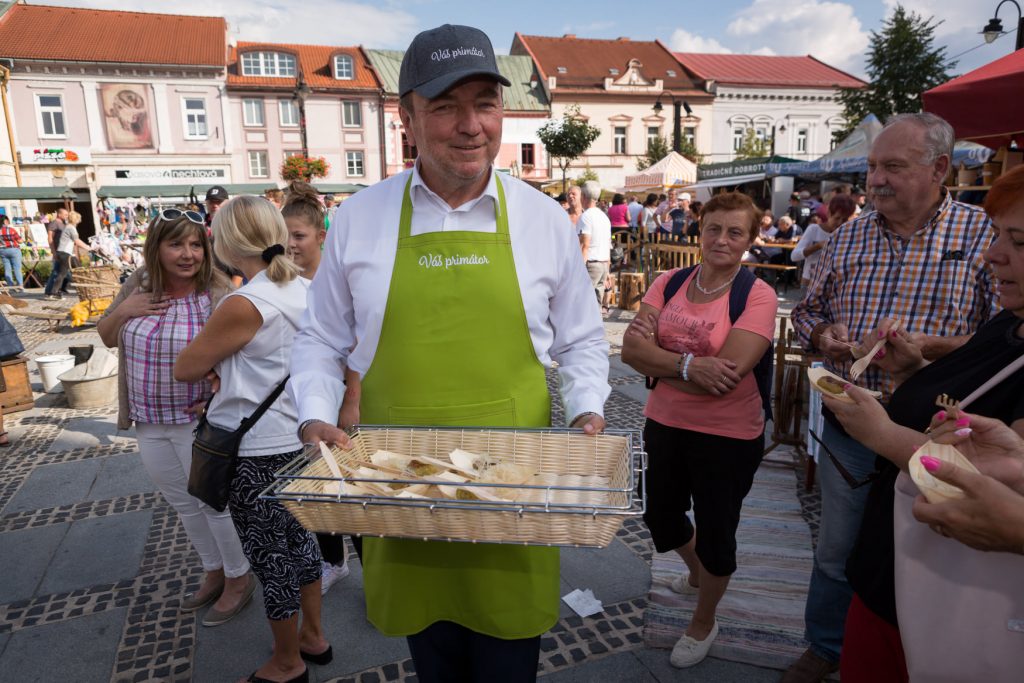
[645,267,697,390]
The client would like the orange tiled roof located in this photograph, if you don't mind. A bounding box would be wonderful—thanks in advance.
[0,4,226,66]
[512,34,704,96]
[227,42,379,91]
[674,53,865,89]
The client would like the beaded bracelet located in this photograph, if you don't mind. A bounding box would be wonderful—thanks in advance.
[682,353,694,382]
[675,355,685,380]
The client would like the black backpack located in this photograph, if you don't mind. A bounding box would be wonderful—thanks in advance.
[645,266,774,421]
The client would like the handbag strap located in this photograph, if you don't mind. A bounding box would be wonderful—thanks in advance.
[236,375,291,437]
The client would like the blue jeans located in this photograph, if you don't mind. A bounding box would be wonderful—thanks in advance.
[43,255,70,295]
[0,247,22,286]
[804,419,877,663]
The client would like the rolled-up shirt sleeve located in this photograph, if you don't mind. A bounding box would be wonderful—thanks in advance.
[289,212,353,426]
[791,234,837,351]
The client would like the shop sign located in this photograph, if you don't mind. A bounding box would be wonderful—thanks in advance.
[115,169,226,180]
[18,146,91,164]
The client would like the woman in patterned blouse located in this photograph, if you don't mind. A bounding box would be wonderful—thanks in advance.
[98,210,255,626]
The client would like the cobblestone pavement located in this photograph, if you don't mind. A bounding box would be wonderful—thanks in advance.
[0,301,819,682]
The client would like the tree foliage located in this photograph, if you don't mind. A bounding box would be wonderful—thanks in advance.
[733,128,769,160]
[537,104,601,192]
[636,135,705,171]
[572,166,600,187]
[836,5,956,139]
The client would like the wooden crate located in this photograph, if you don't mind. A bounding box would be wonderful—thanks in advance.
[0,356,35,413]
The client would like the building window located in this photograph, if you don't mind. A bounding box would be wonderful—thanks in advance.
[646,126,661,149]
[732,127,744,151]
[182,98,208,139]
[334,54,354,80]
[243,98,265,127]
[683,126,696,147]
[613,126,627,155]
[342,101,362,127]
[284,150,302,159]
[754,126,769,143]
[248,150,269,178]
[401,133,417,163]
[797,128,809,153]
[240,51,296,77]
[37,94,66,138]
[521,144,535,167]
[830,130,840,150]
[279,99,299,127]
[346,151,364,177]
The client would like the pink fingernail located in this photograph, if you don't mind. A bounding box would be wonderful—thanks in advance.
[878,330,885,338]
[921,456,940,472]
[955,417,970,427]
[955,428,972,437]
[842,384,852,391]
[890,331,898,338]
[935,410,947,422]
[875,348,886,358]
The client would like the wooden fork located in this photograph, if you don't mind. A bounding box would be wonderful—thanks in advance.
[849,320,901,381]
[934,393,961,419]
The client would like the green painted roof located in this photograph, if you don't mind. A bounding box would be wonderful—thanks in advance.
[0,186,87,201]
[97,183,273,199]
[364,50,548,113]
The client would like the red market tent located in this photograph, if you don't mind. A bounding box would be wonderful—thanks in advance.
[922,49,1024,149]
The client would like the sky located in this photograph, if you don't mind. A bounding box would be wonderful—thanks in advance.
[47,0,1019,79]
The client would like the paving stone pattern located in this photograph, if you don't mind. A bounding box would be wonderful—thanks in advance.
[0,310,817,682]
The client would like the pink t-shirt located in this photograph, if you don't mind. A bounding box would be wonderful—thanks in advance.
[608,204,630,227]
[641,268,778,439]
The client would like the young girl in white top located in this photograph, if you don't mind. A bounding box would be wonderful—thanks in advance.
[176,195,330,683]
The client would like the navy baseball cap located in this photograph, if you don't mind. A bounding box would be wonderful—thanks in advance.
[399,24,510,99]
[205,186,229,203]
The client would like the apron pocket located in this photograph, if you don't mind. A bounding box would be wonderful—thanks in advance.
[388,397,516,427]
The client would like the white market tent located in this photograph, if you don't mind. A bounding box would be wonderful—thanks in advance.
[623,151,697,192]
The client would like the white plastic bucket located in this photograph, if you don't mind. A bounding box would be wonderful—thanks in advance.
[35,354,76,393]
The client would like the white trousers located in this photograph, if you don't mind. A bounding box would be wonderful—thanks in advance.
[136,422,250,578]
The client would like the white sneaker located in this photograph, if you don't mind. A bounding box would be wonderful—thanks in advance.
[320,560,350,596]
[669,620,719,668]
[669,573,699,595]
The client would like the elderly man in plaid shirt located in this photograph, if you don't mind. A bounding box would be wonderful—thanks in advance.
[785,112,1000,682]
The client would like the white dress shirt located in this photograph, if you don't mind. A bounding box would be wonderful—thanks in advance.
[289,166,611,427]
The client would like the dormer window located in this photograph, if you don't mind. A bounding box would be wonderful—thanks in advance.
[240,51,296,77]
[609,68,619,75]
[334,54,354,80]
[666,69,677,77]
[557,66,567,74]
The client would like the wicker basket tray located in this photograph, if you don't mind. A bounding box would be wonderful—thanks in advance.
[71,265,121,302]
[263,426,645,548]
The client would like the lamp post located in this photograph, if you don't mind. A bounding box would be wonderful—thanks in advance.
[293,70,313,158]
[652,92,693,154]
[982,0,1024,51]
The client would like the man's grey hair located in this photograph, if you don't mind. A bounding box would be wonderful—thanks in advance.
[581,180,602,202]
[778,215,793,228]
[885,112,954,166]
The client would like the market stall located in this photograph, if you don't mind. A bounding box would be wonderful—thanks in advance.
[623,151,697,193]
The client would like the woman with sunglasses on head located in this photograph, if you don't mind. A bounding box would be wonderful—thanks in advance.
[97,209,254,626]
[175,196,330,683]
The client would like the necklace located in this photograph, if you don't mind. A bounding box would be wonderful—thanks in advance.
[695,265,740,296]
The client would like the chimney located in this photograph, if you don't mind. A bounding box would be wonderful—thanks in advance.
[563,34,576,39]
[616,37,630,41]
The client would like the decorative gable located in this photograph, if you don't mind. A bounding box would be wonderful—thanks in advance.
[604,58,663,93]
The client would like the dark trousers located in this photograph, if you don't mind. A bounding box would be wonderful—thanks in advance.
[44,254,71,295]
[406,620,541,683]
[315,532,347,565]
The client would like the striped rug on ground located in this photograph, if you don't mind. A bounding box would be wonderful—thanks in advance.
[642,463,813,671]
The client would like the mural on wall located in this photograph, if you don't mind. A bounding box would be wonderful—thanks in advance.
[100,83,154,149]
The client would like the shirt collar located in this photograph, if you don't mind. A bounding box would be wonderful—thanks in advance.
[409,161,499,214]
[873,187,951,238]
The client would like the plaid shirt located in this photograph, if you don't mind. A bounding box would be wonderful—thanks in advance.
[792,190,1000,396]
[123,291,213,424]
[0,225,21,249]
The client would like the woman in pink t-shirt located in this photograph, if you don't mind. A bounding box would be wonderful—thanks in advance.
[622,192,778,669]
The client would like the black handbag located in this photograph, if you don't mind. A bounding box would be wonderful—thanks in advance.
[0,312,25,360]
[188,376,290,511]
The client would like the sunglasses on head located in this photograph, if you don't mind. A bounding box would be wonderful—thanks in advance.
[159,208,204,225]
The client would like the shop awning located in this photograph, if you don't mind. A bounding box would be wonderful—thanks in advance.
[685,173,767,191]
[313,183,368,194]
[0,186,88,201]
[97,183,275,199]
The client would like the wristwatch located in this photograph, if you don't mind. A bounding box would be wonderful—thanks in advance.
[298,418,327,443]
[570,411,601,428]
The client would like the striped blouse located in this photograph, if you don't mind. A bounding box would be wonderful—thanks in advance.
[122,291,213,424]
[792,191,1000,396]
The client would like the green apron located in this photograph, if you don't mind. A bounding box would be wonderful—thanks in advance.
[359,176,559,639]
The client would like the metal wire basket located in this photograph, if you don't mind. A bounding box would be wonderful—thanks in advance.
[262,425,646,548]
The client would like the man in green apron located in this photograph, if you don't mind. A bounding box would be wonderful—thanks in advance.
[290,23,611,683]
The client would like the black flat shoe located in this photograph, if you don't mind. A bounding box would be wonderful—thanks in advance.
[300,645,333,666]
[247,667,308,683]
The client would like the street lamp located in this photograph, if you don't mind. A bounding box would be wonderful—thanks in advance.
[652,92,693,154]
[982,0,1024,51]
[293,70,313,158]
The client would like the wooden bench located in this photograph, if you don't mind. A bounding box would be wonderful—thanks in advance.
[742,262,799,293]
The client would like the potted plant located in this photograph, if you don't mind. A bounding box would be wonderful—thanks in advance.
[281,155,330,182]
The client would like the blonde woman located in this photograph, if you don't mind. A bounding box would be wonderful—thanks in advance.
[176,196,330,683]
[97,211,254,625]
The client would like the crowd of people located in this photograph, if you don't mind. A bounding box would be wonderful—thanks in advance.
[5,20,1020,683]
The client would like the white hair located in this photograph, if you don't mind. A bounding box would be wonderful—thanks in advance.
[885,112,954,166]
[581,180,602,202]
